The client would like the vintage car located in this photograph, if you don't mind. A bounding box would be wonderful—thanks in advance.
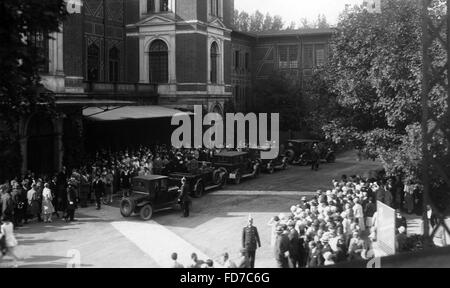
[169,162,227,198]
[212,151,260,184]
[247,147,288,174]
[120,175,181,221]
[285,139,336,165]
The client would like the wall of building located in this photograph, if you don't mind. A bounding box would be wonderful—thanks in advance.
[176,33,207,84]
[231,31,254,112]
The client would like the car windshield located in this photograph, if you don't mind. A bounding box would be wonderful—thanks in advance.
[132,180,146,192]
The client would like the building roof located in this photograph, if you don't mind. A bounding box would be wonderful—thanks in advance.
[232,28,335,39]
[83,106,193,121]
[256,28,335,37]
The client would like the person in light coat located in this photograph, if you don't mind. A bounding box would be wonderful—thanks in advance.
[1,216,20,267]
[42,183,55,223]
[352,198,365,232]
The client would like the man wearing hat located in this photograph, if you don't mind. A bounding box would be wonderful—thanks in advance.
[287,220,300,268]
[65,181,78,222]
[274,225,289,268]
[178,177,191,217]
[242,216,261,268]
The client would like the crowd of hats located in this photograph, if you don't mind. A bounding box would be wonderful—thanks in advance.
[271,174,393,266]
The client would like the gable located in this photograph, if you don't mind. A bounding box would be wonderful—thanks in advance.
[135,15,175,26]
[209,18,226,29]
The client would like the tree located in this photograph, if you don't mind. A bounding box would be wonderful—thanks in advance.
[271,15,284,31]
[252,73,303,132]
[262,13,273,31]
[286,21,297,30]
[0,0,67,181]
[249,10,264,32]
[234,10,250,32]
[323,0,448,194]
[298,14,330,29]
[233,10,286,32]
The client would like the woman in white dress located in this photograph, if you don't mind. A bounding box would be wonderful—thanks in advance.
[42,183,55,223]
[1,217,20,267]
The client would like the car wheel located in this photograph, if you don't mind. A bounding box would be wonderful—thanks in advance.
[234,172,241,185]
[286,149,295,163]
[139,204,153,221]
[194,182,204,198]
[120,198,135,217]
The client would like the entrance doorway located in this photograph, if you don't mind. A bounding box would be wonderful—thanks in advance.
[27,114,55,176]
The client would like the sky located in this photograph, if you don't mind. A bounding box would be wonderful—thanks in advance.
[234,0,365,26]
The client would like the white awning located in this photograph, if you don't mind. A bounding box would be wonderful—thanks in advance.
[83,106,192,121]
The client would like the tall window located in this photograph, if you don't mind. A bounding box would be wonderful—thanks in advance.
[149,40,168,83]
[28,31,49,73]
[210,0,219,16]
[87,43,100,81]
[147,0,155,12]
[315,44,326,67]
[109,47,120,82]
[303,44,327,68]
[278,45,298,69]
[210,42,219,84]
[160,0,169,12]
[245,52,250,70]
[303,44,314,69]
[234,50,240,69]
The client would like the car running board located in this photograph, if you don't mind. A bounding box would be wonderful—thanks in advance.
[204,183,222,191]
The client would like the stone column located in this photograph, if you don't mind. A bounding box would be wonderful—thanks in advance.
[19,137,28,176]
[54,117,65,173]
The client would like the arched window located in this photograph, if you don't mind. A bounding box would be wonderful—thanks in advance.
[109,47,120,82]
[210,42,219,84]
[149,40,168,83]
[87,43,100,81]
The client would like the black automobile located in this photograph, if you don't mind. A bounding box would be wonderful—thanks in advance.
[120,175,181,221]
[247,147,288,174]
[285,139,336,165]
[212,151,260,184]
[169,162,227,198]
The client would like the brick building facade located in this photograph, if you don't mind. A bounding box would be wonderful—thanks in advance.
[17,0,333,176]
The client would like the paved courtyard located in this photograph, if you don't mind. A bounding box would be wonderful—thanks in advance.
[1,151,385,268]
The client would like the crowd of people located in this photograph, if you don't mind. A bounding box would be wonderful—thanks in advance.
[0,143,430,268]
[0,145,219,226]
[266,174,421,268]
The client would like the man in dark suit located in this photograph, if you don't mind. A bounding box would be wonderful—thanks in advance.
[287,221,300,268]
[274,225,290,268]
[242,216,261,268]
[306,241,323,268]
[93,176,105,210]
[178,177,191,217]
[65,182,77,222]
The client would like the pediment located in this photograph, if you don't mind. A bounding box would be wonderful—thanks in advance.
[136,15,175,26]
[209,18,226,29]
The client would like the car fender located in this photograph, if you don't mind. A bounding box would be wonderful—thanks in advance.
[194,179,203,192]
[136,200,152,208]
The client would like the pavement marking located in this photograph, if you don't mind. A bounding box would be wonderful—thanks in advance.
[111,221,222,268]
[212,190,316,196]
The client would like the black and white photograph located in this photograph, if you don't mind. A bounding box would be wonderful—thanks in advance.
[0,0,450,272]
